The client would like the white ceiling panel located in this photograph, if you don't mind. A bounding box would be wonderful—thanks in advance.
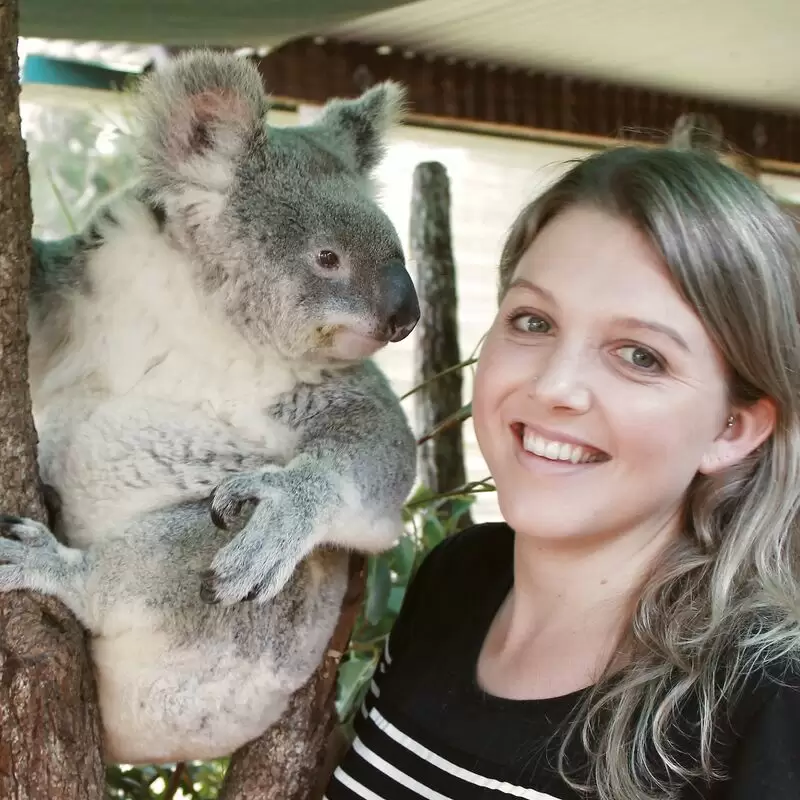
[326,0,800,111]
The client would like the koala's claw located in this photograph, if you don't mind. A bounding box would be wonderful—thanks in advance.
[209,497,233,531]
[0,515,61,593]
[198,568,261,605]
[209,476,264,531]
[198,570,221,604]
[0,514,25,540]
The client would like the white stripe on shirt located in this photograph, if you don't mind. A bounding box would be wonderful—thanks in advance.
[352,737,455,799]
[370,707,562,800]
[330,767,387,800]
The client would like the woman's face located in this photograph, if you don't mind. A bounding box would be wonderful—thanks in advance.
[473,205,771,547]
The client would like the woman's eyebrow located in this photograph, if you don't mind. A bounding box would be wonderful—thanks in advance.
[612,317,691,352]
[507,277,557,305]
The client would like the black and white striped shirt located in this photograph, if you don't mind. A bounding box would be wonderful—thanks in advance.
[325,523,800,800]
[326,524,588,800]
[327,639,569,800]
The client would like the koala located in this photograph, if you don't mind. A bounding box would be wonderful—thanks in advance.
[0,51,419,765]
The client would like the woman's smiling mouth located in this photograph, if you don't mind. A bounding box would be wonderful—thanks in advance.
[511,423,610,465]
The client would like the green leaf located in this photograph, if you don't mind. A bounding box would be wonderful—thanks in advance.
[390,534,417,583]
[422,514,447,549]
[353,615,395,646]
[447,495,475,521]
[336,654,377,721]
[364,557,392,625]
[387,585,406,615]
[404,484,435,508]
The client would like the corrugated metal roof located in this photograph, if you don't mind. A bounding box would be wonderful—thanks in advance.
[326,0,800,111]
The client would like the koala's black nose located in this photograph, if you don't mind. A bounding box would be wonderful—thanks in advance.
[379,260,420,342]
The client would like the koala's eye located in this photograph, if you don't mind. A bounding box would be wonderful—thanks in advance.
[316,250,340,270]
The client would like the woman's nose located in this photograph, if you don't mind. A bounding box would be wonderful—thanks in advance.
[527,346,592,414]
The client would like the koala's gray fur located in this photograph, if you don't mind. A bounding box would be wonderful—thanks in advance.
[0,50,418,764]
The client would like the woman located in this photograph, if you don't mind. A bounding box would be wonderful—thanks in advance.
[325,146,800,799]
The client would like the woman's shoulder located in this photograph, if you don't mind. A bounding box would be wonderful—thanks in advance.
[386,521,514,654]
[413,520,515,590]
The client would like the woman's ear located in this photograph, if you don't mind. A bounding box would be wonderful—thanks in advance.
[699,397,776,475]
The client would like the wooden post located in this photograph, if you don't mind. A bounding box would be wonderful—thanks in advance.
[410,161,472,527]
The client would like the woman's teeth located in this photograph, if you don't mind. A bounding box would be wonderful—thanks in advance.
[521,429,603,464]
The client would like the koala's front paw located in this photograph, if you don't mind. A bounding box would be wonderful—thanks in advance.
[0,515,59,550]
[0,515,60,593]
[208,470,276,531]
[201,471,312,605]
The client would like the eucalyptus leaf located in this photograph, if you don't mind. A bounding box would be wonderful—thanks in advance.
[336,654,378,721]
[391,534,417,582]
[422,514,447,548]
[365,557,392,625]
[387,585,407,615]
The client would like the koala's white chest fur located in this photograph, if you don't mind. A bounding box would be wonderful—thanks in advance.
[37,200,300,412]
[33,201,310,544]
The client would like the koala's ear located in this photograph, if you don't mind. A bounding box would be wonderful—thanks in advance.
[136,50,268,196]
[315,81,407,176]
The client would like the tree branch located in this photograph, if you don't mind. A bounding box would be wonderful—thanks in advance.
[0,1,105,795]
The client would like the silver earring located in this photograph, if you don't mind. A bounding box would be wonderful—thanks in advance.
[726,415,735,428]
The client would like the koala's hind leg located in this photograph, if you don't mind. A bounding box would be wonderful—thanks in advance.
[0,515,94,629]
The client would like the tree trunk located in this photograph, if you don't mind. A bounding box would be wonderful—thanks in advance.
[0,2,105,796]
[218,555,366,800]
[410,161,472,526]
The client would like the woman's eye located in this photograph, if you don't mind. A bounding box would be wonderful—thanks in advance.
[617,345,663,372]
[511,314,551,334]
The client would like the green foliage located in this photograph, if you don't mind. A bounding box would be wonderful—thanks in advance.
[106,761,227,799]
[23,98,137,239]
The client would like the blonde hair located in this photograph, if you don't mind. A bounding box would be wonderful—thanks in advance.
[498,146,800,799]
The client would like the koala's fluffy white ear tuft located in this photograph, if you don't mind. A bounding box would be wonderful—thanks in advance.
[316,81,407,176]
[136,50,269,198]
